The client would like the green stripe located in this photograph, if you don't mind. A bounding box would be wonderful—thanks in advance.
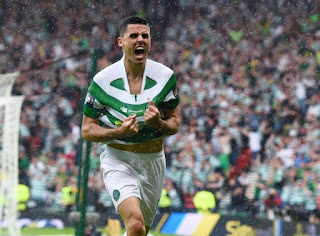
[102,110,144,127]
[89,81,148,116]
[101,108,162,143]
[153,74,177,106]
[103,110,122,126]
[83,104,101,118]
[89,74,178,116]
[100,110,146,129]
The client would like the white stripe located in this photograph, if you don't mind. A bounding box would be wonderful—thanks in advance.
[108,87,165,105]
[137,116,145,122]
[164,90,176,102]
[100,115,145,127]
[106,107,127,120]
[100,115,117,128]
[176,213,203,235]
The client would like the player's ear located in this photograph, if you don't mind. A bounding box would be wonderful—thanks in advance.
[117,37,123,47]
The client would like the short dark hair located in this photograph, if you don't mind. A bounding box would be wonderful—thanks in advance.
[119,15,149,36]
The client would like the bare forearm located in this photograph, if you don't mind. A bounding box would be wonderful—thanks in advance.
[81,122,121,142]
[81,114,138,142]
[154,116,179,135]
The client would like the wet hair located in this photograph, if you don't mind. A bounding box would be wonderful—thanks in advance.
[119,15,149,36]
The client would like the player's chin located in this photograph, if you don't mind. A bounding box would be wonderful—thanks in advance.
[133,53,148,63]
[134,58,147,64]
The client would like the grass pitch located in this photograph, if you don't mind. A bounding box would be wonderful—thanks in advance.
[18,227,176,235]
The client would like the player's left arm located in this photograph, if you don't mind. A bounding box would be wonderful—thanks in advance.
[144,101,179,135]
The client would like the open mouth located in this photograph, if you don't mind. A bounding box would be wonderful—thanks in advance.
[135,47,145,56]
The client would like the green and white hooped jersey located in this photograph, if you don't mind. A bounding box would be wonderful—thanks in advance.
[83,57,179,144]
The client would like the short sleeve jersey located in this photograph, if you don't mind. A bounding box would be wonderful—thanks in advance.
[83,57,179,144]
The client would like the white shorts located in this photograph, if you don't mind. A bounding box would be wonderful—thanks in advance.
[100,146,166,227]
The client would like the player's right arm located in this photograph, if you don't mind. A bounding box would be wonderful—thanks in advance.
[81,114,139,142]
[82,86,139,142]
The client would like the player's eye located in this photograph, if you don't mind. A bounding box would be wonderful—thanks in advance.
[142,34,149,39]
[130,33,138,38]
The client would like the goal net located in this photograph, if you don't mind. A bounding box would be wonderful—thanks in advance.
[0,72,24,236]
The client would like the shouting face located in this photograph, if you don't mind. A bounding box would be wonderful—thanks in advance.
[117,24,151,65]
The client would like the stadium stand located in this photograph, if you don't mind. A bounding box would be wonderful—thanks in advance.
[1,0,320,224]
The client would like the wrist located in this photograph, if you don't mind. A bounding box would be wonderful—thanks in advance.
[113,126,124,139]
[148,119,164,131]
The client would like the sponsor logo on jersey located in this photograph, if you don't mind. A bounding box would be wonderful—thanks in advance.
[120,106,145,115]
[120,106,128,113]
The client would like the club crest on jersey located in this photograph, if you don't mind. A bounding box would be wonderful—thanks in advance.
[113,190,120,201]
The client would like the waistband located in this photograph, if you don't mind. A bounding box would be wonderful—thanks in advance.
[101,145,164,162]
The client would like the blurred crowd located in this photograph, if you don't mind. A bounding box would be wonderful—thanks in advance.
[1,0,320,224]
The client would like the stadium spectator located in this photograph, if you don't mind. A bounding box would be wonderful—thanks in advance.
[229,178,247,213]
[264,188,282,220]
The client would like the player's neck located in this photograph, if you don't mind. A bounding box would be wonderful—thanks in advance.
[124,59,145,94]
[124,59,145,80]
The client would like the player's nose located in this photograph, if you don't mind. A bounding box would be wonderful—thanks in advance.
[137,34,144,42]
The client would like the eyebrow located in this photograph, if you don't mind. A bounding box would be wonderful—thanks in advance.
[129,33,150,38]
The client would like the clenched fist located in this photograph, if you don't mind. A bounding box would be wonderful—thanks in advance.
[118,114,139,137]
[144,101,161,129]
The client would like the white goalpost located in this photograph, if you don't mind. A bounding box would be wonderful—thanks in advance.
[0,72,24,236]
[0,72,19,97]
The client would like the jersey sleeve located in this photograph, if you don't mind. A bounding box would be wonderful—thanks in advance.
[83,80,105,118]
[158,73,179,109]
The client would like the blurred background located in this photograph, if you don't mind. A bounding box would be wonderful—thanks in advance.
[1,0,320,231]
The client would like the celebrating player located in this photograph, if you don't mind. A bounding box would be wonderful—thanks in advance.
[81,15,180,236]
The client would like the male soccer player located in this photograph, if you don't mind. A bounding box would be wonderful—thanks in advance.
[81,16,180,236]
